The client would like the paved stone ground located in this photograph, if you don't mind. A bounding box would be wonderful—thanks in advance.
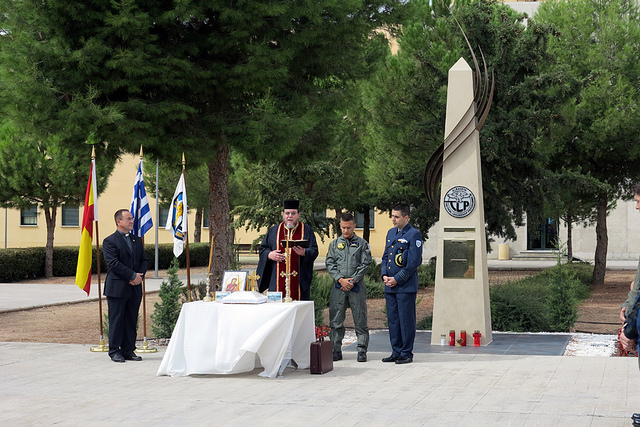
[1,341,639,426]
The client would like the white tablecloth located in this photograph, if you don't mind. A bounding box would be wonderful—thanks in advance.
[157,301,315,378]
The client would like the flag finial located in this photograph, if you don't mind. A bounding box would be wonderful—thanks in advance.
[91,146,96,160]
[139,145,143,159]
[182,152,185,170]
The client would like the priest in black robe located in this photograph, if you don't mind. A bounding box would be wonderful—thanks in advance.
[257,199,318,301]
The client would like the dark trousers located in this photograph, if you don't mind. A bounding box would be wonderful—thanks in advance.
[385,292,417,359]
[107,293,142,357]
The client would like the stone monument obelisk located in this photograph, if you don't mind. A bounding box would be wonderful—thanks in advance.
[429,57,492,346]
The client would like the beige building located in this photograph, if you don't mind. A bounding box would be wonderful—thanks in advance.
[1,154,392,259]
[3,152,640,264]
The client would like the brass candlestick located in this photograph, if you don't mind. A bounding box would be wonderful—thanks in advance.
[203,272,213,302]
[203,236,214,301]
[248,271,260,292]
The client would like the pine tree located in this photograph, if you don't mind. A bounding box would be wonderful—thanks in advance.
[151,259,184,339]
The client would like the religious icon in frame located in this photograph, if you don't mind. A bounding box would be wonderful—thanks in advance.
[221,271,248,292]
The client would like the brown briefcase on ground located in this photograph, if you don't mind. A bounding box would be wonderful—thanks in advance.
[310,338,333,374]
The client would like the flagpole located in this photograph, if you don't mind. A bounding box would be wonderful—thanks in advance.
[183,153,192,302]
[130,146,157,353]
[154,158,159,279]
[89,146,108,352]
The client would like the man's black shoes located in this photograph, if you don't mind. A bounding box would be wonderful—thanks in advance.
[395,356,413,365]
[110,353,125,363]
[381,355,398,362]
[333,351,342,361]
[357,352,367,362]
[123,352,142,361]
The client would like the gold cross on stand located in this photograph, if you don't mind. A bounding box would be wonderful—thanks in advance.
[280,232,296,303]
[279,269,297,303]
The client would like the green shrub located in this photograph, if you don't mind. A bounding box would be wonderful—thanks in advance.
[545,263,588,331]
[365,279,385,298]
[418,257,436,288]
[365,257,435,289]
[0,241,215,282]
[310,271,333,326]
[490,280,550,332]
[151,259,185,338]
[490,261,591,332]
[417,315,433,330]
[0,247,46,281]
[366,259,382,283]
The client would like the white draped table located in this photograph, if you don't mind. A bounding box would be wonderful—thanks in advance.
[157,301,315,378]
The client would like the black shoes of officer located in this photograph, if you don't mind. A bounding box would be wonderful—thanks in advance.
[381,355,398,362]
[123,352,142,361]
[395,356,413,364]
[357,351,367,362]
[332,351,342,361]
[110,353,125,363]
[632,413,640,426]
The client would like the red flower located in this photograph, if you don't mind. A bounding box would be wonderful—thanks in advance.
[315,325,330,340]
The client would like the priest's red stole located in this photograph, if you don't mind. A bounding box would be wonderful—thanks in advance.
[275,222,304,301]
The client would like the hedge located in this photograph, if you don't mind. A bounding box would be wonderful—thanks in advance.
[0,243,212,282]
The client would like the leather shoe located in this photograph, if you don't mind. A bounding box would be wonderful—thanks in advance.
[357,351,367,362]
[381,355,398,363]
[123,352,142,361]
[110,353,125,363]
[395,356,413,364]
[332,351,342,361]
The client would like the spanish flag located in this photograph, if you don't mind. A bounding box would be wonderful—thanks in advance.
[75,158,98,295]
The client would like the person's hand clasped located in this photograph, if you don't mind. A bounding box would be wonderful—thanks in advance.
[383,275,397,287]
[339,278,354,291]
[619,328,637,352]
[268,250,286,263]
[130,273,144,286]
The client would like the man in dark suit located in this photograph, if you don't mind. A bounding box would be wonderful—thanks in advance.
[103,209,148,363]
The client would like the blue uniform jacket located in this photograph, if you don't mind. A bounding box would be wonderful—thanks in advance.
[381,223,423,293]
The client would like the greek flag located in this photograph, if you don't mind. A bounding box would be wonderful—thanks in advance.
[130,160,153,237]
[165,173,187,257]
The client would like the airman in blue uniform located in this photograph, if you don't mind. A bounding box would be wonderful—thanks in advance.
[381,203,423,364]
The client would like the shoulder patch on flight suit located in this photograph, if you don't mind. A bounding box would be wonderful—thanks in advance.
[337,242,346,250]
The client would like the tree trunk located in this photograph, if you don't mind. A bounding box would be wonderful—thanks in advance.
[566,214,573,262]
[591,194,608,285]
[362,207,371,243]
[43,206,57,278]
[194,207,202,243]
[207,144,233,290]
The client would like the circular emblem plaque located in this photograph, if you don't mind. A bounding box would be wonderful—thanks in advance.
[444,186,476,218]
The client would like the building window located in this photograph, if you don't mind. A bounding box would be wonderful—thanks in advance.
[21,205,38,226]
[202,209,209,228]
[355,209,375,229]
[159,205,169,226]
[61,204,79,226]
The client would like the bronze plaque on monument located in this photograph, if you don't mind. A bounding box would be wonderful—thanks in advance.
[443,240,475,279]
